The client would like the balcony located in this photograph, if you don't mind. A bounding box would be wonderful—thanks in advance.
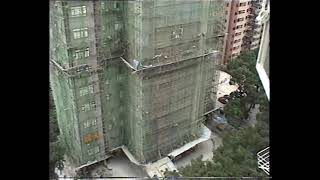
[251,1,262,9]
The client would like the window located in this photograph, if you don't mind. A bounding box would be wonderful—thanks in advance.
[235,32,242,36]
[82,6,86,14]
[73,31,80,39]
[73,28,88,39]
[94,146,100,154]
[233,46,240,50]
[88,85,94,93]
[85,48,90,57]
[235,12,238,15]
[115,23,120,30]
[232,27,235,30]
[119,91,123,98]
[92,119,97,126]
[81,101,95,112]
[225,11,228,15]
[84,119,96,128]
[80,87,88,96]
[74,48,89,60]
[237,18,244,22]
[226,3,229,7]
[239,2,246,6]
[234,39,241,43]
[236,25,243,29]
[88,146,99,156]
[74,48,90,60]
[81,104,90,112]
[74,50,82,60]
[90,101,96,109]
[80,85,94,96]
[71,6,86,17]
[239,10,245,14]
[114,2,119,9]
[84,121,90,128]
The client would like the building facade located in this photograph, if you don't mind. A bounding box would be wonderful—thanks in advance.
[256,0,269,100]
[223,0,263,64]
[50,0,225,168]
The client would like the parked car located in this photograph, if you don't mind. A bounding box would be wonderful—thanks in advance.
[223,95,230,99]
[218,97,229,104]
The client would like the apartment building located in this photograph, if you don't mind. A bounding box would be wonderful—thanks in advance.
[223,0,263,64]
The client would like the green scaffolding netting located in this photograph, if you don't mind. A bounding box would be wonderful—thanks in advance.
[50,0,225,166]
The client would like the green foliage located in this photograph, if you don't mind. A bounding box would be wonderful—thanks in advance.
[224,98,246,128]
[179,50,269,177]
[163,169,181,179]
[224,99,243,119]
[222,50,266,126]
[180,117,269,177]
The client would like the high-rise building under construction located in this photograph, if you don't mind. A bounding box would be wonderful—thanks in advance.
[50,0,225,168]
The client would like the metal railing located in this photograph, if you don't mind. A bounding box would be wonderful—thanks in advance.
[257,146,270,175]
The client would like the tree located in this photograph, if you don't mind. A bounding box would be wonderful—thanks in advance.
[179,119,269,177]
[163,169,181,179]
[178,50,269,177]
[224,98,246,128]
[220,50,265,123]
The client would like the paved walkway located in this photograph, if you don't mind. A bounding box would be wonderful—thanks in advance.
[247,104,260,127]
[173,133,222,169]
